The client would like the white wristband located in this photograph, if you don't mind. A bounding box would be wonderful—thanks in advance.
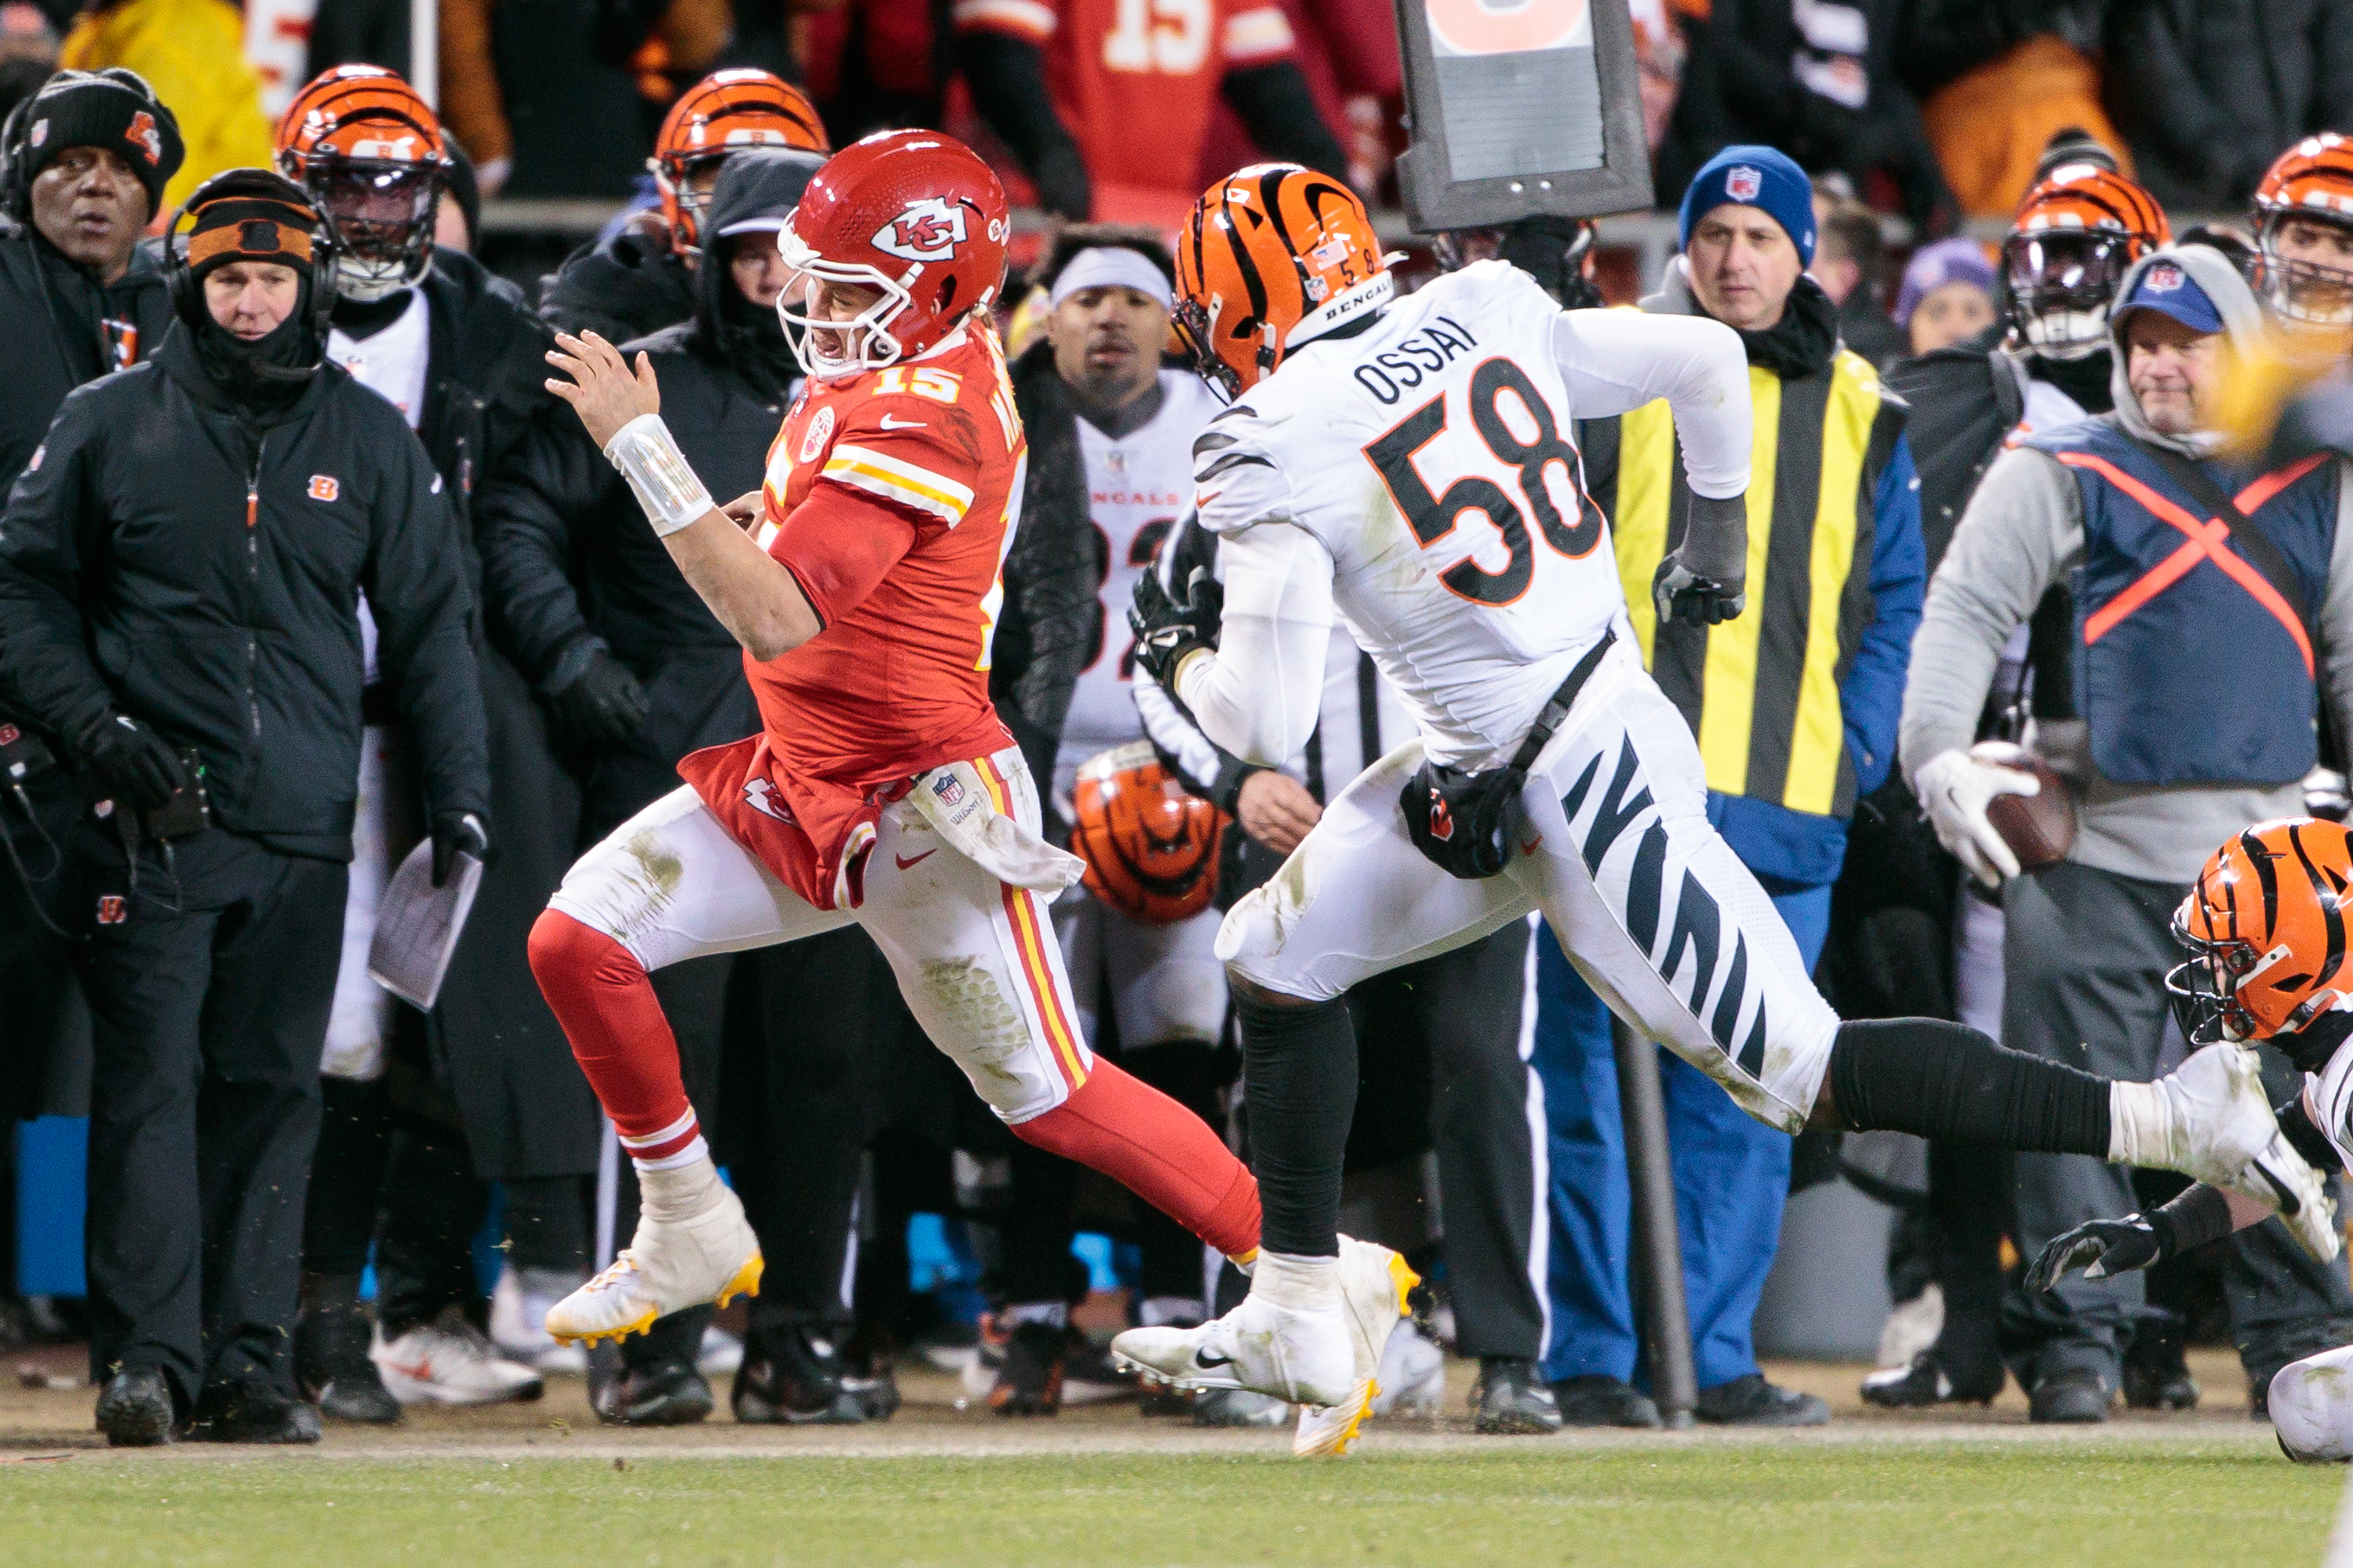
[603,413,714,537]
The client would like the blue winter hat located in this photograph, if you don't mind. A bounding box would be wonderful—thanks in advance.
[1678,145,1816,266]
[2114,258,2223,336]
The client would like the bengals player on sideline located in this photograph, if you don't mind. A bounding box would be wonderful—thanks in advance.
[1106,164,2338,1442]
[2029,820,2353,1460]
[524,134,1406,1433]
[2253,135,2353,329]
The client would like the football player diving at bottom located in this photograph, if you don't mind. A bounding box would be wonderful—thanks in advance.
[1109,163,2341,1447]
[523,130,1418,1456]
[2028,820,2353,1460]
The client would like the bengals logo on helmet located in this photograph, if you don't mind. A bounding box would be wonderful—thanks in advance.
[125,111,163,167]
[1070,743,1227,925]
[2169,818,2353,1046]
[874,198,967,263]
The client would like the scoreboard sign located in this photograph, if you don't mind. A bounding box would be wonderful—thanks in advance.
[1394,0,1653,231]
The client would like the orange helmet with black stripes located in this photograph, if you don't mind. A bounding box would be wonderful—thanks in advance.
[2004,163,2170,359]
[654,69,828,254]
[1175,163,1388,399]
[2169,819,2353,1042]
[275,64,448,300]
[2254,135,2353,324]
[1070,744,1226,925]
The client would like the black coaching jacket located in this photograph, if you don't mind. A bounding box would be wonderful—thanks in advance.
[0,322,490,860]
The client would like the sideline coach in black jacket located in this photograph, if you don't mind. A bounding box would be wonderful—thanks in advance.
[0,172,489,1446]
[0,67,182,1118]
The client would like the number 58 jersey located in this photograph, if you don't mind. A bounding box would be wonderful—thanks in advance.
[1191,260,1753,771]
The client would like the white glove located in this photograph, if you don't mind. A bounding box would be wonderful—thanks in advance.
[1913,742,2040,888]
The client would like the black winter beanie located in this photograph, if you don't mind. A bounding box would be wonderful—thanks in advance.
[11,68,183,221]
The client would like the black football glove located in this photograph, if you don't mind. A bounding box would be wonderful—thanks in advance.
[1128,566,1223,691]
[553,648,651,746]
[431,810,490,888]
[2024,1214,2166,1295]
[1652,492,1748,626]
[73,708,188,810]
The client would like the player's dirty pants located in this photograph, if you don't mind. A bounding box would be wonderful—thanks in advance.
[1221,644,1841,1136]
[1998,861,2353,1395]
[542,748,1258,1261]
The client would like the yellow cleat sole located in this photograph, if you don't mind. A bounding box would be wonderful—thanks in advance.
[546,1249,763,1347]
[717,1250,764,1309]
[548,1308,657,1348]
[1295,1377,1382,1458]
[1389,1253,1420,1315]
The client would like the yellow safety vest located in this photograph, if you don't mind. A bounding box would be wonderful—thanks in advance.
[1595,348,1896,819]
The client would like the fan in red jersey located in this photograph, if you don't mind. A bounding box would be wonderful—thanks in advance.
[521,131,1352,1373]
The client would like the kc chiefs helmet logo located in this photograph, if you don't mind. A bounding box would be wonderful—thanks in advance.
[872,198,966,263]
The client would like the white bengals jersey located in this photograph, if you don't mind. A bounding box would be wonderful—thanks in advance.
[1192,260,1751,771]
[1055,369,1227,798]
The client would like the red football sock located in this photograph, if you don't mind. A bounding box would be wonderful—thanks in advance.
[527,910,702,1162]
[1011,1059,1262,1260]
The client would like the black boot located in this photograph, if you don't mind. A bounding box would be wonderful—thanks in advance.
[733,1322,882,1424]
[2028,1367,2113,1424]
[94,1366,178,1447]
[1695,1373,1830,1426]
[1549,1375,1661,1428]
[594,1357,713,1426]
[2123,1315,2199,1411]
[190,1382,323,1443]
[1474,1358,1563,1434]
[296,1281,401,1424]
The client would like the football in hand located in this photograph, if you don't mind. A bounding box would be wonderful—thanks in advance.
[1984,754,2075,869]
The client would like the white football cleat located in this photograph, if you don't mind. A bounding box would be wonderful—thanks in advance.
[543,1182,763,1347]
[374,1321,545,1406]
[1111,1293,1356,1411]
[1293,1237,1419,1457]
[2125,1043,2340,1262]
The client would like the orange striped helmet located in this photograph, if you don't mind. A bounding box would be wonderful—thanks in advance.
[2004,162,2169,358]
[1175,163,1389,398]
[2254,135,2353,323]
[275,64,448,300]
[2169,819,2353,1043]
[655,69,828,254]
[1070,744,1227,925]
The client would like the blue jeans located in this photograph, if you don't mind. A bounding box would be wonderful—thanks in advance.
[1530,883,1830,1390]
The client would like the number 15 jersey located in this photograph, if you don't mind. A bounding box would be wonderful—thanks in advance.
[1190,260,1754,771]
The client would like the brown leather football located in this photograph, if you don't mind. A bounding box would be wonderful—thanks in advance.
[1984,755,2075,869]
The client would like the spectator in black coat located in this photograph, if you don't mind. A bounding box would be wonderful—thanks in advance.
[2106,0,2353,210]
[0,172,489,1446]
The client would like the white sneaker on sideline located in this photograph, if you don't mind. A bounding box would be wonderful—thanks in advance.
[490,1267,589,1374]
[544,1181,762,1347]
[374,1320,546,1406]
[1369,1324,1446,1418]
[697,1325,744,1375]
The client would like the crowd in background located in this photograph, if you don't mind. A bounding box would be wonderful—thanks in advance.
[3,0,2353,1446]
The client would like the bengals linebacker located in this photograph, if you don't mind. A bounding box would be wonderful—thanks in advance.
[525,135,1407,1441]
[2254,135,2353,329]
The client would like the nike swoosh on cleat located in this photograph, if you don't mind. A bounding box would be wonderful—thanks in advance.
[1194,1351,1234,1369]
[895,848,938,869]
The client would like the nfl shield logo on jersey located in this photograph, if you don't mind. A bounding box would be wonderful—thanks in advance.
[932,771,965,809]
[874,198,967,263]
[1726,165,1763,202]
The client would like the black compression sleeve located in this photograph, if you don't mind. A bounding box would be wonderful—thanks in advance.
[1234,990,1357,1257]
[1220,61,1349,181]
[2146,1183,2236,1257]
[1827,1017,2113,1155]
[957,31,1092,219]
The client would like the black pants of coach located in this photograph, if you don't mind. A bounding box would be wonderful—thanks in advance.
[74,822,345,1411]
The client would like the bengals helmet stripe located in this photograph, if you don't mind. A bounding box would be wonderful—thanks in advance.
[1069,742,1226,925]
[1175,163,1388,398]
[274,65,448,300]
[2170,818,2353,1044]
[2254,134,2353,323]
[654,69,828,253]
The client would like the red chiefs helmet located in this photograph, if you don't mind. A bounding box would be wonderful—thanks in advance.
[775,130,1010,381]
[1069,744,1226,925]
[652,69,828,256]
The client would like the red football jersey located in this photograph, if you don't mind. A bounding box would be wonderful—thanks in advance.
[953,0,1298,219]
[750,323,1025,792]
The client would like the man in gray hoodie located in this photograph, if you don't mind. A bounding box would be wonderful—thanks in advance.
[1901,243,2353,1423]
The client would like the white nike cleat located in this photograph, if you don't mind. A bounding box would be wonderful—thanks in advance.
[374,1321,545,1406]
[1293,1236,1419,1457]
[2115,1043,2340,1263]
[543,1182,763,1347]
[1110,1293,1357,1411]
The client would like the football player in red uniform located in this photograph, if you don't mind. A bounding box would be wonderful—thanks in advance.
[522,131,1326,1363]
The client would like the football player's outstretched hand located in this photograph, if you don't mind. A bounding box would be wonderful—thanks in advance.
[1653,491,1748,626]
[2024,1215,2164,1294]
[547,330,661,449]
[1130,566,1223,689]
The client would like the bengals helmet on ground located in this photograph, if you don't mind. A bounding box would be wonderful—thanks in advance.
[1070,743,1227,925]
[775,130,1008,381]
[1175,163,1388,399]
[2004,163,2170,359]
[2168,819,2353,1046]
[275,65,448,301]
[2254,135,2353,325]
[655,69,828,256]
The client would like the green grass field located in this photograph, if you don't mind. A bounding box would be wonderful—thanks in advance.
[1,1442,2339,1568]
